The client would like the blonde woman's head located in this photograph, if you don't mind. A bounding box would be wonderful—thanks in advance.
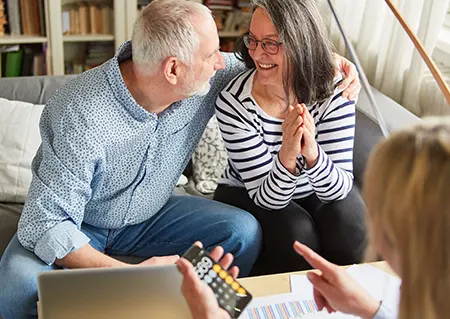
[363,118,450,319]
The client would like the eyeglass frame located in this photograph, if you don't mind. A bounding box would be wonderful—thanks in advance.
[242,33,283,55]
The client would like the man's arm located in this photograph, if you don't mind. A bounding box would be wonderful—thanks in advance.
[17,96,101,266]
[55,244,127,268]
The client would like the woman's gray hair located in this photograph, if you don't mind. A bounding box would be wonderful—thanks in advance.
[132,0,211,74]
[236,0,336,105]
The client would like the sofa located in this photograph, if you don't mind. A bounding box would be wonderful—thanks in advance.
[0,75,421,264]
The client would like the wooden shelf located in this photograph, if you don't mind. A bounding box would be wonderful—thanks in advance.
[63,34,115,42]
[219,31,243,38]
[0,35,48,44]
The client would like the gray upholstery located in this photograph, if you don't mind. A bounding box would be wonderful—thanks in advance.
[0,75,421,262]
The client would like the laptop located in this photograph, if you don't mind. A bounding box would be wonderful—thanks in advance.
[37,264,192,319]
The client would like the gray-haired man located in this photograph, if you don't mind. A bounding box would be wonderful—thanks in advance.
[0,1,360,318]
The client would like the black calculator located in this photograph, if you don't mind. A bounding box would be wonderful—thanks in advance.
[182,245,253,318]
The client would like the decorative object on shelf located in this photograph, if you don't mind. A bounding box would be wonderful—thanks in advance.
[0,1,7,36]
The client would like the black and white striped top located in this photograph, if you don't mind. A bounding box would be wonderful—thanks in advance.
[215,69,356,210]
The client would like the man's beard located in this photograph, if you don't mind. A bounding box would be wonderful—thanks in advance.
[178,67,215,97]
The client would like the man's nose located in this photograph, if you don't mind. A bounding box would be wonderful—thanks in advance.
[215,53,225,70]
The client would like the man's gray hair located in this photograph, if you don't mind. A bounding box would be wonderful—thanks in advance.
[132,0,211,74]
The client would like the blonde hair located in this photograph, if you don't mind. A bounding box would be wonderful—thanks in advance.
[363,118,450,319]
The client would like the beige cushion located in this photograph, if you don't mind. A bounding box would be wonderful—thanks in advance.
[0,98,44,203]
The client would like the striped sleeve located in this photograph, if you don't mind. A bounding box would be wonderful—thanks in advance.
[216,90,302,210]
[304,90,356,202]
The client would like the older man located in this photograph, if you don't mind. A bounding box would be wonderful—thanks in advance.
[0,1,359,318]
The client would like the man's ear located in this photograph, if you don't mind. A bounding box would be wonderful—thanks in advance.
[162,57,182,85]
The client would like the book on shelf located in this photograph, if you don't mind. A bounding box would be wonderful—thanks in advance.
[62,2,113,36]
[0,0,46,37]
[65,42,114,75]
[0,43,46,77]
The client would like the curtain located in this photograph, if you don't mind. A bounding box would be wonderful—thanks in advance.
[317,0,450,116]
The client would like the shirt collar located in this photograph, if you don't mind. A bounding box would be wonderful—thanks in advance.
[102,41,157,122]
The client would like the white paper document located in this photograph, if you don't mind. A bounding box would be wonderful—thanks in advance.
[290,264,401,317]
[240,264,400,319]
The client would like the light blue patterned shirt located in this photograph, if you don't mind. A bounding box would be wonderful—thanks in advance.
[17,41,246,265]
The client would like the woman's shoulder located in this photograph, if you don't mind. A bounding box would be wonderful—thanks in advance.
[221,68,256,98]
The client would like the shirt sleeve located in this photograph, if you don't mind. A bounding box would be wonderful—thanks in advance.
[304,89,356,202]
[17,99,100,265]
[216,90,303,210]
[212,53,248,91]
[373,302,395,319]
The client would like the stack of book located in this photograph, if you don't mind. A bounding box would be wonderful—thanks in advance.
[65,42,114,74]
[1,0,46,37]
[0,1,7,36]
[0,43,47,77]
[62,2,113,35]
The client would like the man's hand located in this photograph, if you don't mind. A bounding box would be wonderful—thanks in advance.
[178,242,237,319]
[334,53,361,100]
[293,241,380,319]
[139,255,180,266]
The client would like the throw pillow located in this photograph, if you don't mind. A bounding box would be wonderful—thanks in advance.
[192,115,228,194]
[0,98,44,203]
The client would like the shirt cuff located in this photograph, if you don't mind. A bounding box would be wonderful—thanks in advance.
[373,302,394,319]
[275,153,301,179]
[303,144,327,178]
[34,220,91,265]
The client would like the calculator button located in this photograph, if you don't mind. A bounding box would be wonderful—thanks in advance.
[231,282,239,291]
[219,270,227,279]
[204,275,212,284]
[218,288,223,294]
[213,264,221,273]
[224,294,229,300]
[225,276,233,285]
[238,287,246,295]
[222,282,228,289]
[209,269,217,278]
[212,282,217,288]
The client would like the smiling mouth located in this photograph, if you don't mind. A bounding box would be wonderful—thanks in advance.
[258,63,277,70]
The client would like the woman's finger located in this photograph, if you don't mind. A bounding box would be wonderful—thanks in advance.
[228,266,240,279]
[210,246,225,262]
[294,241,338,281]
[218,253,234,270]
[313,288,327,311]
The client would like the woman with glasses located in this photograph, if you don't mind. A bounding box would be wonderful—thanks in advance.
[213,0,366,275]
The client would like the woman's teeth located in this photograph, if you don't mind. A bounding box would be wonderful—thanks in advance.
[258,63,276,69]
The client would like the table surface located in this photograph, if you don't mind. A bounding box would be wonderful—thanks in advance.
[38,262,394,318]
[239,261,395,298]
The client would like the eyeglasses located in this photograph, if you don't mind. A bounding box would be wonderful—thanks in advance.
[243,34,283,55]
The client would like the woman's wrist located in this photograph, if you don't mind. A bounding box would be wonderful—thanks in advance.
[360,299,382,319]
[278,148,297,174]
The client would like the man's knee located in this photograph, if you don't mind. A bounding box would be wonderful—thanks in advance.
[222,208,262,249]
[0,235,52,318]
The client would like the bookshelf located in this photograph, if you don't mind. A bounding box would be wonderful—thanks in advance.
[126,1,248,51]
[0,35,47,44]
[0,0,249,77]
[50,0,126,75]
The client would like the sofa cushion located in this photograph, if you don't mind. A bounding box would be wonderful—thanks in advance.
[0,98,44,203]
[0,203,22,258]
[192,115,228,194]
